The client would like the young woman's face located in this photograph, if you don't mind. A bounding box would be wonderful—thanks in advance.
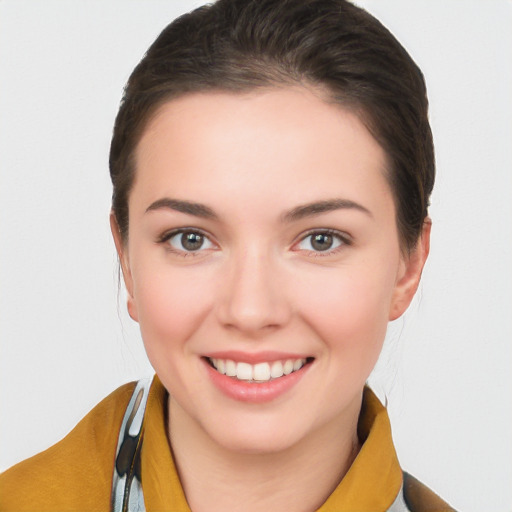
[115,87,426,453]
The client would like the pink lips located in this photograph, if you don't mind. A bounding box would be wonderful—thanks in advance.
[203,350,309,364]
[203,353,312,404]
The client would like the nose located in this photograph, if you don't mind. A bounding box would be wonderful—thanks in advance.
[216,245,292,336]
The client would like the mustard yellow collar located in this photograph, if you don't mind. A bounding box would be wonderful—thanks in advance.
[140,377,402,512]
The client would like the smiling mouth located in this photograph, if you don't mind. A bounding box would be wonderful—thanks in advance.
[205,357,314,382]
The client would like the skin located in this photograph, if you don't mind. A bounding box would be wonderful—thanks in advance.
[111,87,430,512]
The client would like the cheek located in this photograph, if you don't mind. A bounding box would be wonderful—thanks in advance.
[131,260,216,353]
[295,262,397,358]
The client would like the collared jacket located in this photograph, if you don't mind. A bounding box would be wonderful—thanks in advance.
[0,377,455,511]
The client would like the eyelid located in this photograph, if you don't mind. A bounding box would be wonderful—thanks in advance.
[157,227,218,253]
[156,227,351,256]
[158,227,205,241]
[292,228,352,255]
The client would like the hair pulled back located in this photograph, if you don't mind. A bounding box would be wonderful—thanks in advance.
[109,0,434,251]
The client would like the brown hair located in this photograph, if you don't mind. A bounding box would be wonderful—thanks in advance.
[109,0,434,250]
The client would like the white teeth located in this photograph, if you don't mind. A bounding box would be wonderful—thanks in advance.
[225,359,237,377]
[236,362,253,381]
[217,359,226,374]
[209,357,308,382]
[253,362,270,381]
[270,361,284,378]
[283,359,294,375]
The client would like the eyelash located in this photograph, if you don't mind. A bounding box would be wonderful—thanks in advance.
[157,228,351,257]
[293,229,352,257]
[157,228,216,257]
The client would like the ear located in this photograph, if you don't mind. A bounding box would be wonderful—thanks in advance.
[110,212,139,322]
[389,219,431,321]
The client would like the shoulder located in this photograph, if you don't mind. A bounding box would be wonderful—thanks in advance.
[402,472,457,512]
[0,382,136,512]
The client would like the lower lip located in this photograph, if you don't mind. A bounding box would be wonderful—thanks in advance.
[204,359,311,404]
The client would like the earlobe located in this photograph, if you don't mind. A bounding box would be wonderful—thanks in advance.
[109,212,139,323]
[389,219,431,321]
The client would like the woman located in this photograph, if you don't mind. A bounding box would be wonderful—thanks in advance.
[0,0,455,510]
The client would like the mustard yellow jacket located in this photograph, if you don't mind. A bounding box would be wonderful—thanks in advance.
[0,377,454,511]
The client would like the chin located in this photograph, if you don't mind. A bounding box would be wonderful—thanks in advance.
[214,428,302,456]
[201,410,317,456]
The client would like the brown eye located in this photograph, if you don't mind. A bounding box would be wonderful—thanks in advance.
[167,230,213,252]
[296,231,346,253]
[181,232,204,251]
[311,233,333,251]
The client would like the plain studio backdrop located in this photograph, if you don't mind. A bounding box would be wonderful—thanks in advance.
[0,1,511,511]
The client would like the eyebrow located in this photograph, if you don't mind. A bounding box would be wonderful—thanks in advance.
[145,198,218,219]
[282,199,372,222]
[145,197,371,222]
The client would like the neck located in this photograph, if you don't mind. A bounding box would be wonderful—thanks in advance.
[167,395,362,512]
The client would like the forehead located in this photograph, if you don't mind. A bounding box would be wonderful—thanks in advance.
[132,87,392,217]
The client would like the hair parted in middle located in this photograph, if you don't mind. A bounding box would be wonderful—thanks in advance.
[110,0,434,251]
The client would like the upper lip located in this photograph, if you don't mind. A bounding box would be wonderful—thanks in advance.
[203,350,312,364]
